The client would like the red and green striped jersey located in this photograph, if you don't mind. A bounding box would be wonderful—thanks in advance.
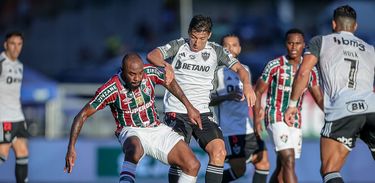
[261,56,319,128]
[89,64,165,132]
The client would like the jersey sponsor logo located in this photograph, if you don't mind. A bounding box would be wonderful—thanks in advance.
[189,55,196,59]
[122,97,132,105]
[178,52,186,58]
[174,60,210,72]
[346,100,368,113]
[333,37,365,51]
[201,52,210,61]
[280,72,290,80]
[96,84,117,103]
[278,85,292,92]
[124,100,154,114]
[337,136,353,147]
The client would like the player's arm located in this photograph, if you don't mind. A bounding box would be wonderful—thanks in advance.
[308,85,324,110]
[147,48,174,85]
[230,62,256,107]
[253,78,268,137]
[64,104,97,174]
[285,54,318,125]
[209,93,242,106]
[163,79,202,129]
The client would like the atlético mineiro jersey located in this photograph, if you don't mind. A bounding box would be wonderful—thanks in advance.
[306,31,375,121]
[89,65,164,132]
[261,55,319,128]
[158,38,238,113]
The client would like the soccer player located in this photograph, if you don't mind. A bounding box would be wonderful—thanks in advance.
[64,53,202,183]
[285,5,375,183]
[254,28,323,183]
[0,31,29,183]
[147,15,256,183]
[210,34,270,183]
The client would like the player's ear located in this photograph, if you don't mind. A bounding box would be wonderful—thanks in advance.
[353,22,358,32]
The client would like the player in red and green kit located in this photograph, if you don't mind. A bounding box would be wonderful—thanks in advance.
[254,28,323,183]
[64,53,202,183]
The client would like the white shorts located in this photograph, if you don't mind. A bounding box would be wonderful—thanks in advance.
[267,122,302,159]
[117,123,184,164]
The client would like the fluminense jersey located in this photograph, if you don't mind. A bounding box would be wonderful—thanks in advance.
[0,52,25,122]
[261,55,319,128]
[306,31,375,121]
[214,64,254,136]
[158,38,238,113]
[89,65,165,132]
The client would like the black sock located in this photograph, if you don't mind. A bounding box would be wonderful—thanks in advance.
[168,165,181,183]
[222,168,238,183]
[206,164,224,183]
[253,169,269,183]
[323,172,344,183]
[15,156,28,183]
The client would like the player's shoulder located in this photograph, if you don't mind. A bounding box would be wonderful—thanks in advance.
[267,56,283,67]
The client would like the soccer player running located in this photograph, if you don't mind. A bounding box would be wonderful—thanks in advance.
[285,5,375,183]
[64,53,202,183]
[0,31,29,183]
[147,15,256,183]
[254,28,323,183]
[210,34,270,183]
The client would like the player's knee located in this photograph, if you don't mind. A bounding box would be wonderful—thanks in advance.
[209,147,226,162]
[255,158,270,170]
[123,138,143,162]
[0,154,7,165]
[279,154,295,169]
[184,157,200,174]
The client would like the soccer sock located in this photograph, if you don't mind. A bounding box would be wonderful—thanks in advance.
[252,168,269,183]
[222,168,238,183]
[0,155,7,165]
[169,165,181,183]
[119,161,137,183]
[206,164,224,183]
[15,156,28,183]
[323,172,344,183]
[178,172,197,183]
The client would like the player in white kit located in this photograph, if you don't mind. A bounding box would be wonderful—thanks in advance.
[285,5,375,183]
[0,31,28,183]
[147,15,256,183]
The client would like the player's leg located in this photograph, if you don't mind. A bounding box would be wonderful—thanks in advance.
[360,113,375,160]
[251,136,270,183]
[164,112,193,183]
[320,115,366,183]
[11,121,29,183]
[193,113,226,183]
[119,136,144,183]
[168,140,200,183]
[267,122,297,183]
[0,121,13,165]
[269,155,283,183]
[222,135,246,183]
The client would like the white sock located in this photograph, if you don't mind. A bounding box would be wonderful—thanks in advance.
[119,161,137,183]
[178,172,197,183]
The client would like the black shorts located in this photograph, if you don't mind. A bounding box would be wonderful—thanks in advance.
[164,112,223,150]
[321,113,375,159]
[224,133,267,162]
[0,121,29,144]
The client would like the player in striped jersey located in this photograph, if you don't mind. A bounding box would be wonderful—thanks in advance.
[0,31,29,183]
[147,15,256,183]
[64,53,202,183]
[210,34,270,183]
[254,28,323,183]
[285,5,375,183]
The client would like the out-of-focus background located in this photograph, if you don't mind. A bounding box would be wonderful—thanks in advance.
[1,0,375,182]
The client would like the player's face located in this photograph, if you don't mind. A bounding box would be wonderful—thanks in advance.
[222,36,241,58]
[123,62,144,90]
[189,30,211,52]
[285,33,305,60]
[4,36,23,61]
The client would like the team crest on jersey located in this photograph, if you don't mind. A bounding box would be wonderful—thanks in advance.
[233,144,241,155]
[122,97,132,104]
[189,55,196,59]
[280,134,288,143]
[201,52,210,61]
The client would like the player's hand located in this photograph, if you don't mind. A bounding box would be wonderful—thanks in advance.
[284,107,297,127]
[164,62,174,85]
[64,147,77,174]
[187,107,202,130]
[242,84,256,107]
